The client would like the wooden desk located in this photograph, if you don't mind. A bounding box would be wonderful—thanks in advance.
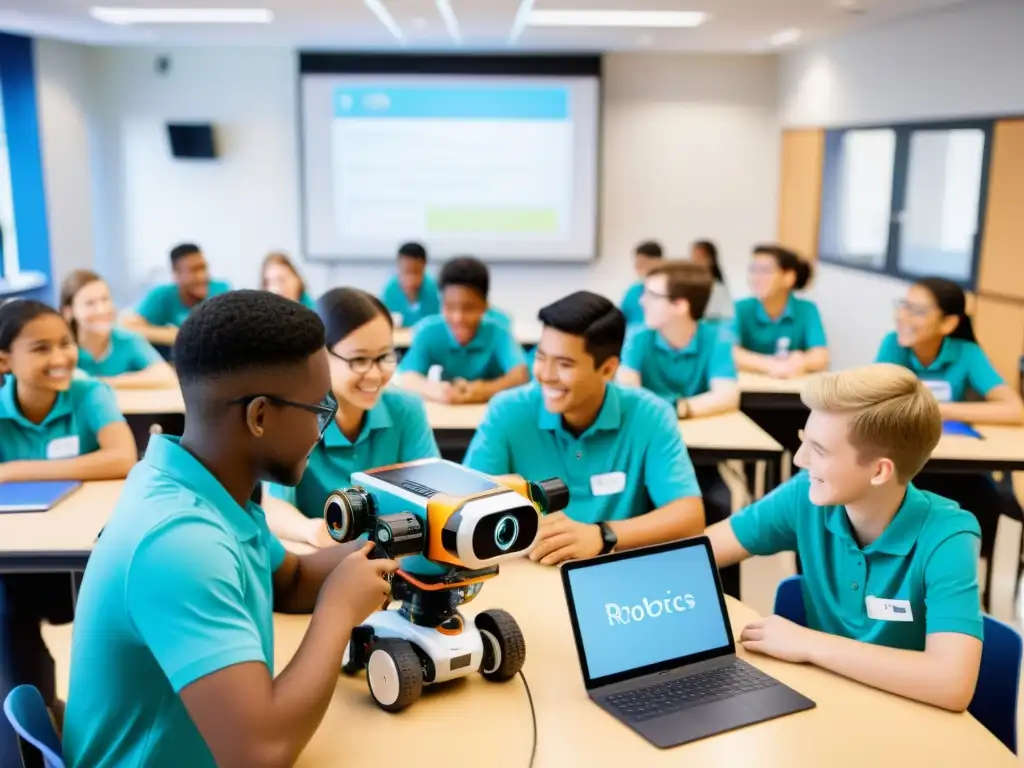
[272,559,1012,767]
[738,373,810,414]
[394,322,542,351]
[929,424,1024,473]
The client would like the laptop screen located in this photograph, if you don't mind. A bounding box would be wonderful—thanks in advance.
[565,540,732,684]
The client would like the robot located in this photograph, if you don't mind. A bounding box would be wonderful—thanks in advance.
[324,458,569,712]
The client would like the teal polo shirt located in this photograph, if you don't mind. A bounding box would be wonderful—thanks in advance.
[268,389,440,518]
[621,322,736,405]
[399,315,526,382]
[0,376,124,461]
[77,327,163,378]
[732,295,827,355]
[621,281,644,326]
[875,332,1004,402]
[63,436,287,768]
[381,272,440,327]
[299,291,317,310]
[463,382,701,524]
[730,473,983,650]
[135,280,232,327]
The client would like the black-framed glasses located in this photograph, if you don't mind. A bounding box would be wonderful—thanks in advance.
[328,348,399,375]
[229,390,338,438]
[642,287,672,301]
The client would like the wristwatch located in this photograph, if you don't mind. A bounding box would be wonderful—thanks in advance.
[597,522,618,555]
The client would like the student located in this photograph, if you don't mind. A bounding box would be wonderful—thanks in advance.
[617,261,739,595]
[63,290,399,767]
[122,243,231,346]
[264,287,440,547]
[620,240,663,327]
[60,269,174,388]
[397,256,528,403]
[463,290,705,566]
[691,239,733,321]
[0,299,137,763]
[381,241,440,328]
[706,365,983,712]
[261,251,315,309]
[733,245,828,378]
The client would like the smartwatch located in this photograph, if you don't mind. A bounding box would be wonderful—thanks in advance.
[597,522,618,555]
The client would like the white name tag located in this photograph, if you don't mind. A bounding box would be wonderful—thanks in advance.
[47,436,81,460]
[590,471,626,497]
[922,379,953,403]
[427,364,444,383]
[865,596,914,622]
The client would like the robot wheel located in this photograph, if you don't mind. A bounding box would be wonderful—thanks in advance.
[475,609,526,682]
[367,639,424,712]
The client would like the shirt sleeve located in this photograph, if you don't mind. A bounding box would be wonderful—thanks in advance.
[729,476,802,556]
[708,330,737,381]
[803,301,828,349]
[135,286,168,326]
[874,331,901,364]
[494,327,527,374]
[621,331,645,373]
[400,397,441,461]
[266,530,287,573]
[127,333,163,371]
[463,400,513,475]
[83,380,126,435]
[398,328,434,375]
[923,531,984,639]
[966,344,1005,398]
[643,399,701,507]
[127,519,271,693]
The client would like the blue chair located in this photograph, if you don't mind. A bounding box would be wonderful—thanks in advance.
[2,685,64,767]
[773,575,1021,754]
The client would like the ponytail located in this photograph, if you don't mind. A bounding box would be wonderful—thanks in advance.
[951,314,977,343]
[915,277,977,343]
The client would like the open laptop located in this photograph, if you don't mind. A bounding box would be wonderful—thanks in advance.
[560,536,815,748]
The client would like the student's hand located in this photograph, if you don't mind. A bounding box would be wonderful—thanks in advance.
[428,380,456,403]
[529,512,603,566]
[317,542,399,624]
[460,380,488,403]
[305,517,339,549]
[739,615,816,663]
[768,353,804,379]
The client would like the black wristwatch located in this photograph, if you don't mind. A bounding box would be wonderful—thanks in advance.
[597,522,618,555]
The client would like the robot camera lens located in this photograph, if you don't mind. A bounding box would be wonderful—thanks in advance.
[493,515,520,552]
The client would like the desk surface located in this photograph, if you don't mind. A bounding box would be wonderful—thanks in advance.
[0,481,122,559]
[932,424,1024,464]
[738,372,811,395]
[276,559,1012,768]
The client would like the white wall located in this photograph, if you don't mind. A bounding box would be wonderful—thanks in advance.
[780,0,1024,369]
[83,48,779,315]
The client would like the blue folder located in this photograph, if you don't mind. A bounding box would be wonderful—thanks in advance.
[942,421,983,439]
[0,480,82,513]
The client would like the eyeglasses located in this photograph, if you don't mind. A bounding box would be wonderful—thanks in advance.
[895,299,932,319]
[229,390,338,439]
[642,287,672,301]
[748,263,778,276]
[328,348,399,375]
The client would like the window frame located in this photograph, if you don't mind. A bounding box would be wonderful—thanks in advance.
[818,118,995,290]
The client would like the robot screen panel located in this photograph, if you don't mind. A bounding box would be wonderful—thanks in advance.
[370,462,499,499]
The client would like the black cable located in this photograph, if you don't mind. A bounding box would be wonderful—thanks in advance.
[518,669,537,768]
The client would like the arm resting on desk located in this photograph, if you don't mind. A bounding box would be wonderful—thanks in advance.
[396,371,450,402]
[461,364,529,403]
[0,422,137,482]
[734,347,781,375]
[610,496,706,550]
[121,311,179,347]
[101,361,176,390]
[263,495,337,550]
[682,379,740,418]
[939,385,1024,426]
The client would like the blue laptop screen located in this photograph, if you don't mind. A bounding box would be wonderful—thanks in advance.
[567,545,731,680]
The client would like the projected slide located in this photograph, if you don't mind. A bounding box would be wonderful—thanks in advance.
[301,75,599,262]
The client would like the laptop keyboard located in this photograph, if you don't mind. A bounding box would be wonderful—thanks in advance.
[605,662,778,723]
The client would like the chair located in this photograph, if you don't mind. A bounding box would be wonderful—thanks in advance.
[773,575,1021,754]
[2,685,64,768]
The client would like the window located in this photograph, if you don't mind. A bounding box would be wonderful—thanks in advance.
[0,78,18,279]
[819,120,992,288]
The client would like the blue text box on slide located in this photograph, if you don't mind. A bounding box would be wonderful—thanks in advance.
[568,546,731,680]
[333,85,569,120]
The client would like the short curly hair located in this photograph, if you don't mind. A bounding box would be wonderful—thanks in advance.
[174,290,325,384]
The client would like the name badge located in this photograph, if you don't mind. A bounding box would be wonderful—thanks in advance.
[47,436,81,460]
[590,471,626,497]
[865,596,914,622]
[427,364,444,383]
[922,379,953,403]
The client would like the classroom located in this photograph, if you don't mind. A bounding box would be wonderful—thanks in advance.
[2,0,1024,765]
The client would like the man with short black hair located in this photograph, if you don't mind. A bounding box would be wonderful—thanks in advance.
[464,290,705,566]
[380,241,440,328]
[621,239,664,327]
[65,290,398,767]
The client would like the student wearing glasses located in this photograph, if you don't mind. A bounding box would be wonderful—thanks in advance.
[264,287,439,548]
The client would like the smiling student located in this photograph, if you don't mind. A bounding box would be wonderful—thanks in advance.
[707,365,983,712]
[60,270,174,388]
[380,241,440,328]
[397,256,528,403]
[264,287,439,548]
[620,240,663,327]
[0,299,137,762]
[260,251,315,310]
[464,290,705,566]
[733,245,828,378]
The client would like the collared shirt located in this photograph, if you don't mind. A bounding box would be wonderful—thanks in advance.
[267,389,440,518]
[0,376,124,462]
[875,332,1004,402]
[730,473,983,649]
[620,281,645,326]
[135,280,232,328]
[63,436,287,768]
[399,315,526,382]
[76,327,163,378]
[381,273,441,328]
[463,382,701,524]
[732,295,827,356]
[621,322,736,404]
[299,291,317,311]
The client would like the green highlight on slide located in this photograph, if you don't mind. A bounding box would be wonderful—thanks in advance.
[426,208,559,233]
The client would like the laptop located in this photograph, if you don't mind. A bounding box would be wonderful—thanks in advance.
[560,536,815,748]
[0,480,82,513]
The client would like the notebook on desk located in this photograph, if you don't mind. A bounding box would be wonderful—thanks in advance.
[0,480,82,513]
[942,421,983,439]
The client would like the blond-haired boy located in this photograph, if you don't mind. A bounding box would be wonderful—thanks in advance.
[707,363,983,711]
